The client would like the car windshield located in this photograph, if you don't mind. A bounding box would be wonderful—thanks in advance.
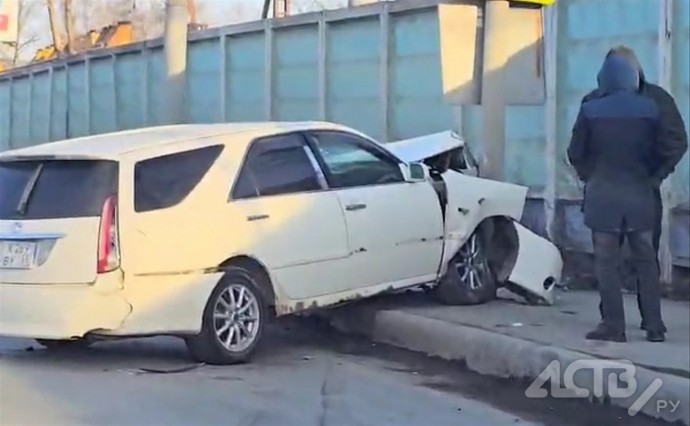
[0,159,118,220]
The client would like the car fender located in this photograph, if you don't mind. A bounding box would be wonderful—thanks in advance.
[440,170,527,269]
[439,171,562,304]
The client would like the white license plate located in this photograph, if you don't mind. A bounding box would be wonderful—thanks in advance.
[0,241,37,269]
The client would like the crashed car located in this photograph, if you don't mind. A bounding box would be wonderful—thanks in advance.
[0,122,562,364]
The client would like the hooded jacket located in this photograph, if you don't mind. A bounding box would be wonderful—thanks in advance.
[568,54,661,232]
[581,59,688,186]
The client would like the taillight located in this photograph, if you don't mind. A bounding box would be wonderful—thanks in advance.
[97,194,120,273]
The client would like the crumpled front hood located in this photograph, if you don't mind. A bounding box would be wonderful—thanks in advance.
[386,131,465,163]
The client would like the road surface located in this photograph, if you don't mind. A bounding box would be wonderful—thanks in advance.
[0,317,670,426]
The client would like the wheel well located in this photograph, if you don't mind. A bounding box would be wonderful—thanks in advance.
[479,216,519,283]
[218,256,276,310]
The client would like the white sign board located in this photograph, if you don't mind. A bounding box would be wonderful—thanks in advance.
[0,0,19,44]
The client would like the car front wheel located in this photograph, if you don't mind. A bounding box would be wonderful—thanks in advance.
[185,267,267,365]
[435,231,497,305]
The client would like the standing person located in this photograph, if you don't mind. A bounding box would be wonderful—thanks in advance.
[580,46,688,335]
[568,54,677,343]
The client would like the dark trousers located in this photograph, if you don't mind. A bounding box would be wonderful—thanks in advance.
[593,229,664,333]
[596,188,666,331]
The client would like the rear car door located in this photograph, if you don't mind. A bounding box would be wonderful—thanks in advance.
[118,144,226,275]
[305,130,443,290]
[0,158,118,284]
[229,133,351,300]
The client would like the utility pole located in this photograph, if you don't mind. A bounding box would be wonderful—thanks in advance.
[480,0,510,181]
[262,0,271,19]
[46,0,65,54]
[164,0,188,124]
[273,0,289,18]
[64,0,75,54]
[187,0,198,25]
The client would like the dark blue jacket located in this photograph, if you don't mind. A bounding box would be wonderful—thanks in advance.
[568,55,661,233]
[581,65,688,187]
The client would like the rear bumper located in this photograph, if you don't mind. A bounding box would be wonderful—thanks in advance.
[0,277,130,340]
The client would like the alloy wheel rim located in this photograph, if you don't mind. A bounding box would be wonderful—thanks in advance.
[213,284,260,352]
[455,233,484,290]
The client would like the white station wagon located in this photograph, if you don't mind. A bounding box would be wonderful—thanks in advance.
[0,122,562,364]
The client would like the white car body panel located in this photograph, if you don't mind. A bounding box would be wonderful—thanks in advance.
[439,169,528,271]
[508,222,563,305]
[386,130,465,163]
[333,183,444,289]
[0,123,562,341]
[0,272,131,339]
[0,218,101,284]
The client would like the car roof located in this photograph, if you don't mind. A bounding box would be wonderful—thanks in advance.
[0,122,347,161]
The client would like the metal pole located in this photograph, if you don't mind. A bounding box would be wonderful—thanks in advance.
[262,0,271,19]
[543,4,558,241]
[164,0,188,124]
[480,0,510,181]
[657,0,674,285]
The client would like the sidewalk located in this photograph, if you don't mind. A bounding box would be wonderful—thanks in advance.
[322,289,690,425]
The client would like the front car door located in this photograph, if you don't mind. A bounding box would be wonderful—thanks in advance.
[229,132,352,300]
[304,130,444,290]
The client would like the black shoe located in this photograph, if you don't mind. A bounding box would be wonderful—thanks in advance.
[640,322,667,333]
[586,325,626,342]
[646,330,665,342]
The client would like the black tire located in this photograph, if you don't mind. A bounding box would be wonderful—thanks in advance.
[36,338,91,350]
[184,267,268,365]
[435,231,498,305]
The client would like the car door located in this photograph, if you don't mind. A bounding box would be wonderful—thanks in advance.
[229,132,352,300]
[305,130,443,291]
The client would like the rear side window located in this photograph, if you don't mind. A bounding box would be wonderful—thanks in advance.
[231,134,321,200]
[0,160,118,220]
[134,145,223,213]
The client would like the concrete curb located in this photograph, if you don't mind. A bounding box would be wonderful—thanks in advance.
[326,307,690,425]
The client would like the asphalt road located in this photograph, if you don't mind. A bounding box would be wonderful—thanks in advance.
[0,317,672,426]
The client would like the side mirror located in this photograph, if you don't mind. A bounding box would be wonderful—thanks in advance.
[402,162,429,182]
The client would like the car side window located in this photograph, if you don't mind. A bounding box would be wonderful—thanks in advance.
[134,145,224,213]
[308,131,404,189]
[231,133,322,199]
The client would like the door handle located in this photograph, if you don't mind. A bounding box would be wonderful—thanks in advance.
[345,203,367,211]
[247,214,270,222]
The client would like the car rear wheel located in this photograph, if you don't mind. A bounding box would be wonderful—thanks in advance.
[435,231,497,305]
[185,267,267,365]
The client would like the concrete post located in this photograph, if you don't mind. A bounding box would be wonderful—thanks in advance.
[164,0,188,124]
[480,0,510,181]
[657,0,674,285]
[543,4,558,241]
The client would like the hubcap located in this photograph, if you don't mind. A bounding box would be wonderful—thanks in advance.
[454,233,484,290]
[213,284,260,352]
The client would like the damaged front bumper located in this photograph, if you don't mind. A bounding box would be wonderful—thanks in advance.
[506,222,562,305]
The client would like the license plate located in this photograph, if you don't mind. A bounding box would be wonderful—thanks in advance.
[0,241,37,269]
